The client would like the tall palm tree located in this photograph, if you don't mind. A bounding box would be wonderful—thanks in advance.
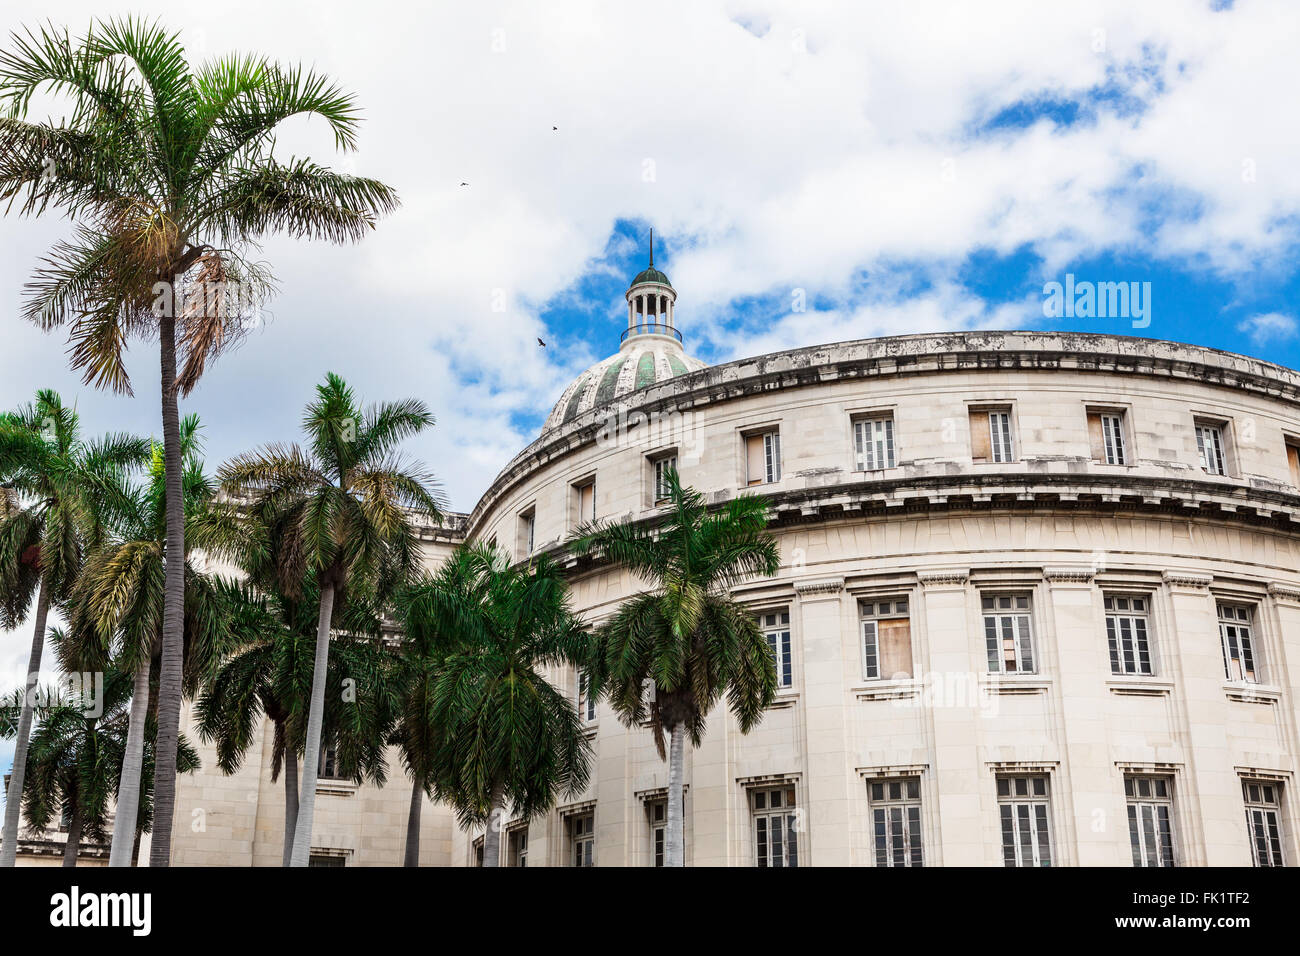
[0,18,398,865]
[0,389,147,866]
[196,577,395,866]
[0,663,198,866]
[59,414,225,866]
[219,373,441,866]
[571,469,780,867]
[400,543,593,867]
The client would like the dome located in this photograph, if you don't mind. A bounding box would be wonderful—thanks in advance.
[630,266,671,287]
[544,340,708,431]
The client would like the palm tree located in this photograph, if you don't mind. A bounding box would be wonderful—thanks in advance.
[0,662,198,866]
[571,469,780,867]
[218,373,441,866]
[0,18,398,865]
[59,414,225,865]
[399,543,593,867]
[0,389,147,866]
[196,577,395,866]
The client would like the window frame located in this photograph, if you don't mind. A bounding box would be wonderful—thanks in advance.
[1217,602,1260,683]
[969,404,1017,464]
[996,774,1054,867]
[859,596,913,681]
[1242,779,1286,867]
[744,428,782,486]
[868,777,924,867]
[1103,593,1155,676]
[749,784,800,868]
[981,592,1037,675]
[759,608,793,690]
[568,811,595,867]
[853,415,897,472]
[651,451,678,506]
[576,669,597,724]
[517,505,536,559]
[506,824,529,867]
[1195,419,1229,476]
[571,476,596,528]
[1124,774,1178,867]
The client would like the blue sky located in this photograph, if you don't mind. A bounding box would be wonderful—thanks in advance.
[4,0,1300,790]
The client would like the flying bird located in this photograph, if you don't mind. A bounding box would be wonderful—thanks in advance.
[552,126,558,131]
[459,181,469,186]
[537,338,546,347]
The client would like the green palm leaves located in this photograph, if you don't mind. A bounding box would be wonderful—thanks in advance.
[397,543,592,865]
[214,372,442,866]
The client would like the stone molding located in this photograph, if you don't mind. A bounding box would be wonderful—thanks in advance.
[793,576,845,597]
[1161,570,1214,591]
[1267,582,1300,606]
[918,569,969,588]
[1043,566,1096,585]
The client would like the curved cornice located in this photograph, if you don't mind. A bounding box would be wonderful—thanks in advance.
[468,330,1300,536]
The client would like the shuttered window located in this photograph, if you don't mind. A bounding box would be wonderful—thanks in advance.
[1218,603,1259,683]
[761,609,793,689]
[1104,594,1154,676]
[1196,422,1227,475]
[1288,444,1300,486]
[1243,780,1285,867]
[997,775,1053,867]
[746,431,781,485]
[574,479,595,525]
[982,593,1035,674]
[854,417,896,471]
[1088,411,1127,464]
[970,408,1014,462]
[1125,775,1176,867]
[860,597,912,680]
[751,785,799,868]
[869,778,923,867]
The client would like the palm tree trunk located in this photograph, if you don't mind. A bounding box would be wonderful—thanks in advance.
[130,828,142,867]
[0,578,49,867]
[289,581,335,867]
[482,784,504,868]
[108,659,152,867]
[665,721,686,866]
[281,747,299,868]
[404,777,423,867]
[61,803,82,867]
[149,310,186,868]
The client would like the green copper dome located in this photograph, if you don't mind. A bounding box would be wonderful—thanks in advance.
[630,266,671,287]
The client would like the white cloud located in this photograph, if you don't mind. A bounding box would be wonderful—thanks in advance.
[0,0,1299,522]
[1237,311,1298,346]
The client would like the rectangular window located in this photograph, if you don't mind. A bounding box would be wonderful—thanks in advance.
[970,408,1014,463]
[745,430,781,485]
[569,812,595,867]
[472,837,484,867]
[1125,775,1176,867]
[577,671,596,723]
[1243,780,1285,867]
[647,800,684,867]
[1218,603,1259,683]
[507,827,529,867]
[751,785,799,868]
[653,454,677,505]
[982,593,1035,674]
[760,609,792,689]
[1288,444,1300,487]
[1088,411,1127,464]
[854,417,896,471]
[308,854,346,868]
[318,742,346,780]
[869,778,923,867]
[997,775,1053,867]
[860,597,912,681]
[518,508,535,558]
[573,479,595,526]
[1104,594,1154,676]
[1196,422,1227,475]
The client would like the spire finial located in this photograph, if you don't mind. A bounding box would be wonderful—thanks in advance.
[649,227,654,268]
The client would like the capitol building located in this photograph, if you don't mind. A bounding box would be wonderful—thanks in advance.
[26,256,1300,867]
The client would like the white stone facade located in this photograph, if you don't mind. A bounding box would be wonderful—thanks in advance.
[51,330,1300,866]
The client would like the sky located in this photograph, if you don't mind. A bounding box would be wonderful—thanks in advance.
[4,0,1300,783]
